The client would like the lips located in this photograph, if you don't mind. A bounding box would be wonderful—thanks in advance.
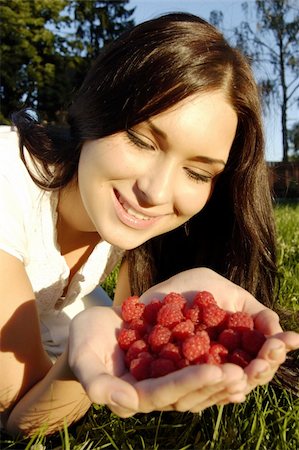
[113,190,160,230]
[118,197,152,221]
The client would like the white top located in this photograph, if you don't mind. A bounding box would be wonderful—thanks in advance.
[0,130,124,357]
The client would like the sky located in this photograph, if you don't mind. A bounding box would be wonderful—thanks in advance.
[128,0,295,162]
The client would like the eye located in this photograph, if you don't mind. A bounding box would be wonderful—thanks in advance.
[184,168,212,184]
[126,129,156,151]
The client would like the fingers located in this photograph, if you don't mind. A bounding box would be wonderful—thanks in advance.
[270,331,299,351]
[175,364,247,412]
[134,363,247,413]
[244,336,288,387]
[135,364,224,412]
[254,309,282,335]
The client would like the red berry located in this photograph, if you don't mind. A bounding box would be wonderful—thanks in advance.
[157,304,184,329]
[159,343,182,362]
[130,352,154,380]
[143,299,163,324]
[219,328,241,351]
[163,292,187,310]
[182,331,210,362]
[183,304,201,324]
[148,325,172,352]
[241,329,266,355]
[195,323,218,340]
[202,304,228,328]
[121,296,145,322]
[193,291,216,308]
[118,328,139,350]
[229,349,253,368]
[128,318,148,336]
[172,319,195,340]
[150,358,176,378]
[125,339,148,366]
[209,343,229,364]
[227,312,254,332]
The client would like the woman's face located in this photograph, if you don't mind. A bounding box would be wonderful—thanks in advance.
[77,90,238,250]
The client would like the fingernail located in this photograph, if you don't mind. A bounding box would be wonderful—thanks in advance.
[110,391,134,409]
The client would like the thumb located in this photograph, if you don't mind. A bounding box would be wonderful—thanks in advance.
[86,372,139,412]
[70,349,139,411]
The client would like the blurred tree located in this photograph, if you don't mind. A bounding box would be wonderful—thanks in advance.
[0,0,135,124]
[0,0,69,123]
[288,121,299,160]
[234,0,299,162]
[69,0,135,60]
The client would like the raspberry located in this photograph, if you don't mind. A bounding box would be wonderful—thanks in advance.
[183,304,201,324]
[157,304,184,329]
[119,289,260,378]
[193,291,216,308]
[130,352,154,380]
[148,324,172,352]
[172,319,194,340]
[208,343,229,364]
[150,358,176,378]
[143,299,163,324]
[229,349,253,368]
[241,329,266,355]
[202,304,228,328]
[195,323,218,340]
[125,339,148,366]
[118,328,139,350]
[128,318,148,336]
[163,292,187,310]
[159,343,181,362]
[227,312,254,332]
[182,331,210,362]
[121,296,145,322]
[219,328,241,351]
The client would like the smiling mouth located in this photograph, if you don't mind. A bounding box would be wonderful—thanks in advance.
[118,196,153,221]
[113,190,161,229]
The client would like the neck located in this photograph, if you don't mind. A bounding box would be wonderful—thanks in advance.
[56,184,101,253]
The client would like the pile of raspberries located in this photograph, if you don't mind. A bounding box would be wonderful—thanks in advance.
[117,291,266,380]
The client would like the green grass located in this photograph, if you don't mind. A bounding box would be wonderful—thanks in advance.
[1,202,298,450]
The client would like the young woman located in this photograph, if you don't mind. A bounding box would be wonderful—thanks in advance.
[1,13,298,437]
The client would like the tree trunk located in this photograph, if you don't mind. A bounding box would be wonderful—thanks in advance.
[278,34,289,162]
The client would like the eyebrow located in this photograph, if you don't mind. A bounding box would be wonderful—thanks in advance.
[146,120,226,167]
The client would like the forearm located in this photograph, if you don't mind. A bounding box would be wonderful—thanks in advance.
[5,347,91,437]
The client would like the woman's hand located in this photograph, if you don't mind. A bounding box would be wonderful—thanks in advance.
[68,306,139,416]
[68,304,247,417]
[138,267,299,407]
[68,268,299,417]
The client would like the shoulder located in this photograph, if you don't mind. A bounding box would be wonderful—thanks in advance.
[0,129,40,198]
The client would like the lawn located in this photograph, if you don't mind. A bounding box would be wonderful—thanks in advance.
[1,202,298,450]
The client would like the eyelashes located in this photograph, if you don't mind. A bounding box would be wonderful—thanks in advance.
[125,129,212,184]
[184,169,212,183]
[126,129,156,151]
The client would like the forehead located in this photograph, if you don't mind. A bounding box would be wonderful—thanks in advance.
[148,91,238,161]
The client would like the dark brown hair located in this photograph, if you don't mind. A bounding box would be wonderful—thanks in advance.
[13,12,276,305]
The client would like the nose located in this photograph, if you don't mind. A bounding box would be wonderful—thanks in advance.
[135,156,177,206]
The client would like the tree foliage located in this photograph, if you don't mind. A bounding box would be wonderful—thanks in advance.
[70,0,135,60]
[234,0,299,162]
[0,0,135,124]
[0,0,69,123]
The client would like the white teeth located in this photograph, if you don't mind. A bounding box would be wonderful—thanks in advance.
[121,199,151,221]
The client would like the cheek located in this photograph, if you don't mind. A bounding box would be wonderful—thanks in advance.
[176,184,213,217]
